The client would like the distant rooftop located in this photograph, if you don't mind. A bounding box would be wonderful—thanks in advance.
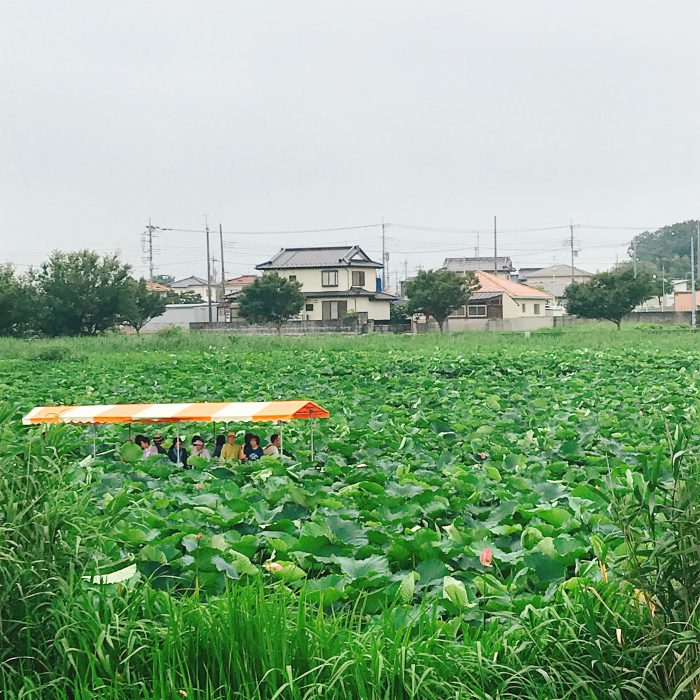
[171,275,207,288]
[475,270,552,299]
[443,256,515,273]
[519,264,592,278]
[257,245,382,270]
[226,274,258,285]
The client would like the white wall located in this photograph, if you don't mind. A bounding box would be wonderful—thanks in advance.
[524,274,590,298]
[141,304,213,333]
[269,267,379,293]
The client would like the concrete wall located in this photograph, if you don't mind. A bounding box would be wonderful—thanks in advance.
[414,316,554,333]
[268,266,379,294]
[141,304,212,333]
[624,311,692,324]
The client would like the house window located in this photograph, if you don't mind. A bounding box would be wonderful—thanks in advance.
[534,303,541,315]
[322,300,347,320]
[351,271,365,287]
[289,275,297,281]
[467,305,487,318]
[452,305,467,317]
[305,303,314,311]
[522,303,526,314]
[322,270,338,287]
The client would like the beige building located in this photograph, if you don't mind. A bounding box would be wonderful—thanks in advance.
[416,270,555,332]
[170,275,213,301]
[518,264,592,300]
[256,246,396,321]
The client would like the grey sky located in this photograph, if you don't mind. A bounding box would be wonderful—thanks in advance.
[2,1,698,283]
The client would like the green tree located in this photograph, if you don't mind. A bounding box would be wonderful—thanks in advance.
[33,250,134,336]
[165,290,205,304]
[404,269,479,332]
[563,266,655,330]
[153,274,175,286]
[238,273,305,334]
[0,264,39,337]
[631,220,700,280]
[123,279,167,335]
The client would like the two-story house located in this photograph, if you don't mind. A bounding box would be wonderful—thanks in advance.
[256,246,396,321]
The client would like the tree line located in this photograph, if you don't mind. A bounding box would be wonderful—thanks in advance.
[0,250,167,337]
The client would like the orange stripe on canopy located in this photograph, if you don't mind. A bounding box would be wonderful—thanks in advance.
[252,400,330,421]
[22,400,330,425]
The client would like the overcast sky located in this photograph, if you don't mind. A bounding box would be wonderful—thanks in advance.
[1,1,698,283]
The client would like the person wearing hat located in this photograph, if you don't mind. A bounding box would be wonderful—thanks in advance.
[220,431,240,461]
[190,435,211,460]
[153,432,167,455]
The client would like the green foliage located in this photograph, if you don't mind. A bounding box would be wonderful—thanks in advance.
[238,273,305,333]
[165,289,205,304]
[389,302,410,325]
[32,250,134,336]
[153,274,174,286]
[563,265,655,329]
[404,269,479,332]
[1,331,700,698]
[122,279,167,334]
[632,219,700,279]
[0,264,38,337]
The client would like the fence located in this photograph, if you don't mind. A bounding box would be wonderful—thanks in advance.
[190,319,375,335]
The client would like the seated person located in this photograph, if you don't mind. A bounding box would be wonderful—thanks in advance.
[135,434,158,459]
[263,433,281,457]
[190,435,211,460]
[220,431,240,460]
[168,436,189,468]
[153,432,167,455]
[213,434,226,459]
[241,433,264,462]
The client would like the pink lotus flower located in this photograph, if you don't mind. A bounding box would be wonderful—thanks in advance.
[479,547,493,567]
[264,561,284,573]
[196,533,203,541]
[479,452,489,459]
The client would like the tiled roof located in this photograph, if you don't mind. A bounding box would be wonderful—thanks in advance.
[475,270,552,299]
[171,275,207,288]
[257,246,382,270]
[226,275,257,285]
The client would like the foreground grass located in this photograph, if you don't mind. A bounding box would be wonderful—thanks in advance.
[0,407,696,699]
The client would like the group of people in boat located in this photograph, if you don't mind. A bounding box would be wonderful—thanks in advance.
[132,430,282,468]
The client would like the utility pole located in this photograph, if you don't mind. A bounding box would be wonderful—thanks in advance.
[633,236,637,277]
[696,221,700,280]
[143,218,156,281]
[691,237,697,329]
[205,218,213,323]
[661,262,665,311]
[381,218,386,291]
[570,220,575,284]
[493,216,497,275]
[476,231,480,258]
[404,258,408,282]
[219,223,226,301]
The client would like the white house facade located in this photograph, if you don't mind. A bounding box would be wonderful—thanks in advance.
[256,246,396,322]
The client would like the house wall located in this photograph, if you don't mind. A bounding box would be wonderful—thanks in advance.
[523,274,591,298]
[141,303,213,333]
[268,267,379,294]
[302,296,391,321]
[172,284,216,301]
[502,295,552,319]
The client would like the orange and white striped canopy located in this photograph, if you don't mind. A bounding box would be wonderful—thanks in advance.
[22,400,329,425]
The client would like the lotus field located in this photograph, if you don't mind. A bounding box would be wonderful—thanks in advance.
[1,329,698,699]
